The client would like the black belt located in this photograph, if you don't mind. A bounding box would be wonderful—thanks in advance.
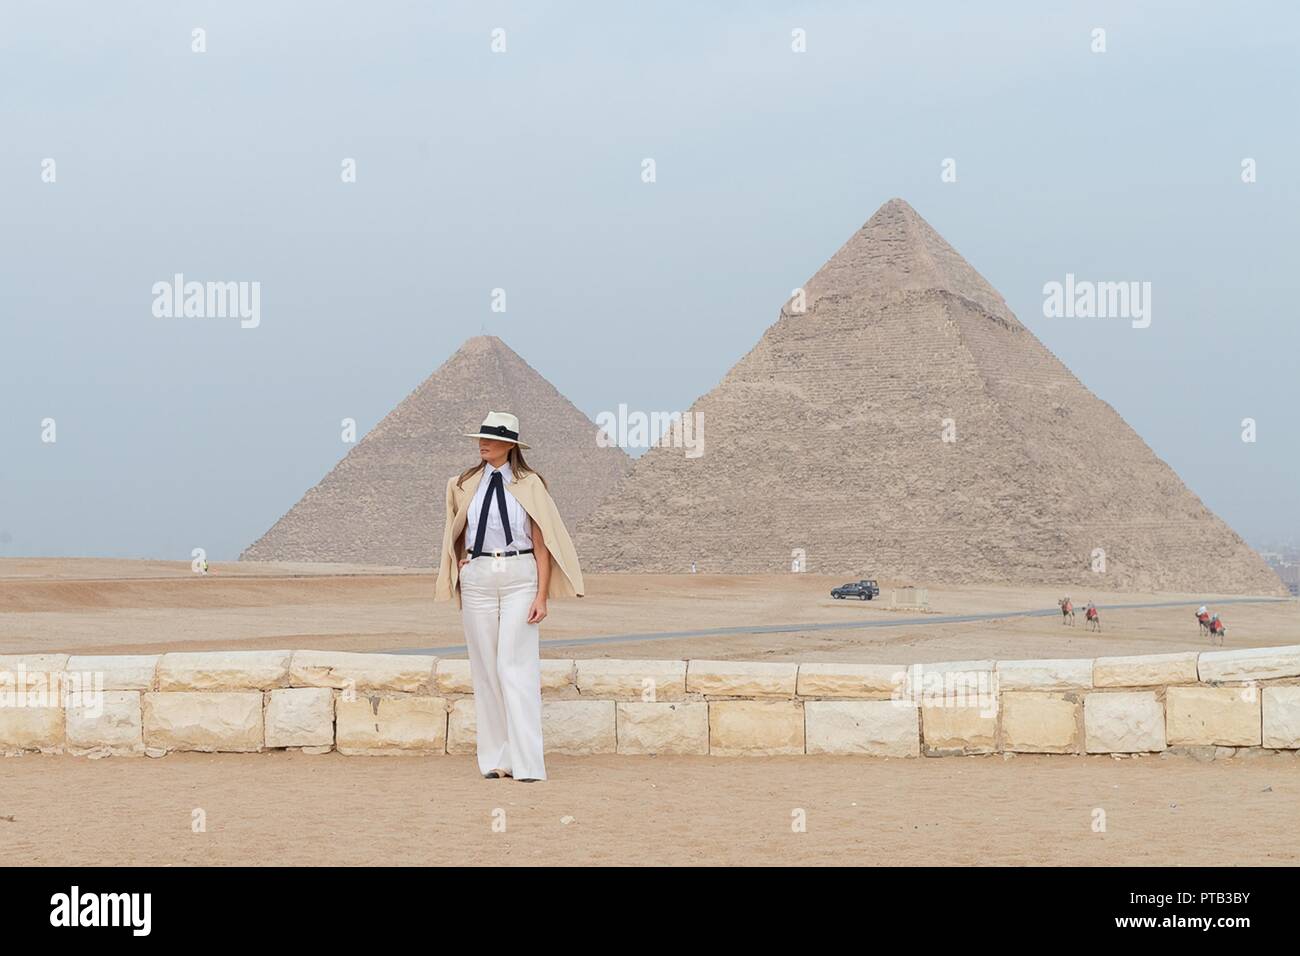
[469,547,534,558]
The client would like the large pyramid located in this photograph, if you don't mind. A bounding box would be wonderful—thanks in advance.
[576,199,1282,594]
[242,336,631,567]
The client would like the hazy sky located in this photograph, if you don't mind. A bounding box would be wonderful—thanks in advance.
[2,1,1297,561]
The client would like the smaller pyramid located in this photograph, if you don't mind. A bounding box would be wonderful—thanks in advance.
[242,336,631,567]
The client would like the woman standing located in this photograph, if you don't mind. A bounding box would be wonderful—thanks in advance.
[434,411,585,782]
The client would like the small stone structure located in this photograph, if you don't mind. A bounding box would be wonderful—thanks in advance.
[891,588,929,610]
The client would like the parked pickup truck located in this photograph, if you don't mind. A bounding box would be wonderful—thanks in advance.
[831,580,880,601]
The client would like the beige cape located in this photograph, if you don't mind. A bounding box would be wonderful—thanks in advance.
[433,468,585,609]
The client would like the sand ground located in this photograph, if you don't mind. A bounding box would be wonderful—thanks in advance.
[3,558,1297,867]
[1,557,1295,662]
[4,750,1298,866]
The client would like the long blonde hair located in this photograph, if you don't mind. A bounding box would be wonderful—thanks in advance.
[456,444,548,491]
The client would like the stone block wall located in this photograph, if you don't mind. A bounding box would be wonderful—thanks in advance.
[2,646,1298,759]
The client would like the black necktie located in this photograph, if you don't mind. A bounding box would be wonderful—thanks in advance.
[470,470,514,557]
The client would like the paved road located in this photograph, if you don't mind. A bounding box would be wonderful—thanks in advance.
[391,595,1291,657]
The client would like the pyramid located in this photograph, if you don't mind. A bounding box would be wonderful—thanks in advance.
[575,199,1282,594]
[241,336,631,567]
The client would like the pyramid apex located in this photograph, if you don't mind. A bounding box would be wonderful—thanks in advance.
[863,196,929,232]
[804,197,1014,322]
[461,334,505,349]
[877,196,917,215]
[455,334,523,360]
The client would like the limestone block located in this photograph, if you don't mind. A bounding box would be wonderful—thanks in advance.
[577,659,687,701]
[708,700,804,755]
[1198,645,1300,683]
[687,660,798,698]
[446,698,476,754]
[1084,692,1166,753]
[1093,652,1198,688]
[0,653,68,674]
[543,700,616,754]
[0,654,68,707]
[921,701,998,755]
[904,660,996,706]
[157,650,290,691]
[143,692,264,752]
[1262,686,1300,749]
[0,702,65,754]
[435,660,473,695]
[66,655,160,691]
[996,658,1093,691]
[289,650,435,694]
[265,687,335,748]
[335,696,447,755]
[66,690,144,755]
[806,700,919,757]
[1000,692,1080,754]
[1165,686,1260,747]
[616,702,708,754]
[796,662,906,699]
[540,660,577,696]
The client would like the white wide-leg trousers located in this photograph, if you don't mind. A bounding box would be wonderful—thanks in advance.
[459,552,546,780]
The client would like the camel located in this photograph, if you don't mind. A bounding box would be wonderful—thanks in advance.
[1058,596,1075,626]
[1195,607,1212,636]
[1085,603,1101,632]
[1208,617,1226,646]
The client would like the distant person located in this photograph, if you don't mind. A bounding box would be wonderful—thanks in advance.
[433,411,584,784]
[691,560,697,574]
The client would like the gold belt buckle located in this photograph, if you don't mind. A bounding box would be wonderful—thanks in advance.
[491,548,503,559]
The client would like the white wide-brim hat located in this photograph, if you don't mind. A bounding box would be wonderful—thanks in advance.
[463,410,530,448]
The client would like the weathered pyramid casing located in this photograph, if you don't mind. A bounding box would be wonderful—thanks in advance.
[242,336,630,567]
[576,199,1282,594]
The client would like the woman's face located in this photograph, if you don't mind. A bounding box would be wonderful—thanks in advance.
[478,438,512,464]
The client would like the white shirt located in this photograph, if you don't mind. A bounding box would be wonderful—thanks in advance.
[463,460,533,554]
